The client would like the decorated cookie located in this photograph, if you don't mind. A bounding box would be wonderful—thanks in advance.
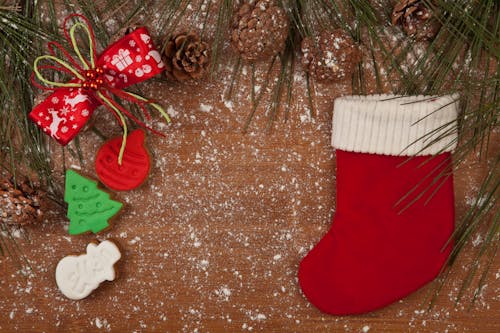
[64,169,123,235]
[95,129,151,191]
[56,240,121,300]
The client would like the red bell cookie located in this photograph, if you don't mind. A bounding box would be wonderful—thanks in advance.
[95,129,151,191]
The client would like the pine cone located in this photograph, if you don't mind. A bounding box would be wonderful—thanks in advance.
[231,0,289,62]
[163,32,210,81]
[0,177,44,226]
[301,30,362,82]
[391,0,440,40]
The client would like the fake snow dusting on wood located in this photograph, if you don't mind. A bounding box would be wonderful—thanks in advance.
[0,1,496,333]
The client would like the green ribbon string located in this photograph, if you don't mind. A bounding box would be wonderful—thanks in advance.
[124,91,171,123]
[69,22,95,70]
[97,92,128,164]
[33,55,83,87]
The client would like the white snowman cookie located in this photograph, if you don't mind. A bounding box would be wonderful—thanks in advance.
[55,240,121,300]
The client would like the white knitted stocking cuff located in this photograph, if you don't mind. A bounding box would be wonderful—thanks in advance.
[332,95,459,156]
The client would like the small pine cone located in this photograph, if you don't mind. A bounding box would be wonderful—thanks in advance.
[163,32,210,81]
[231,0,289,62]
[391,0,440,41]
[0,177,44,226]
[301,30,362,82]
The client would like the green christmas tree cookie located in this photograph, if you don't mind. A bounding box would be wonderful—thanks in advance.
[64,169,123,235]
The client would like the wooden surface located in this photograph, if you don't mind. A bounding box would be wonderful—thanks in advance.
[1,4,499,332]
[1,67,498,332]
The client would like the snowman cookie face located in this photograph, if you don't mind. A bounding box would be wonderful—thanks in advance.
[55,240,121,300]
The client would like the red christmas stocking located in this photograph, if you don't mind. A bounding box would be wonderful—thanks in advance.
[298,95,459,315]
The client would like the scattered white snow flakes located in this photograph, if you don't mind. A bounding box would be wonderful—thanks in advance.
[255,313,267,321]
[128,236,141,245]
[94,317,111,331]
[362,325,371,332]
[246,311,268,322]
[190,232,202,248]
[199,103,213,113]
[472,234,483,247]
[300,112,311,123]
[10,228,22,238]
[273,254,282,261]
[195,152,202,164]
[215,286,232,301]
[166,105,178,118]
[198,259,209,271]
[223,99,234,111]
[69,164,82,170]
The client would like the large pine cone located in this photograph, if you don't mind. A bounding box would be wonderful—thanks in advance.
[0,177,44,225]
[301,30,362,82]
[391,0,440,40]
[163,32,210,81]
[231,0,289,62]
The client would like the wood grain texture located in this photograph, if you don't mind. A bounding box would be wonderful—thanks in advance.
[1,3,499,331]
